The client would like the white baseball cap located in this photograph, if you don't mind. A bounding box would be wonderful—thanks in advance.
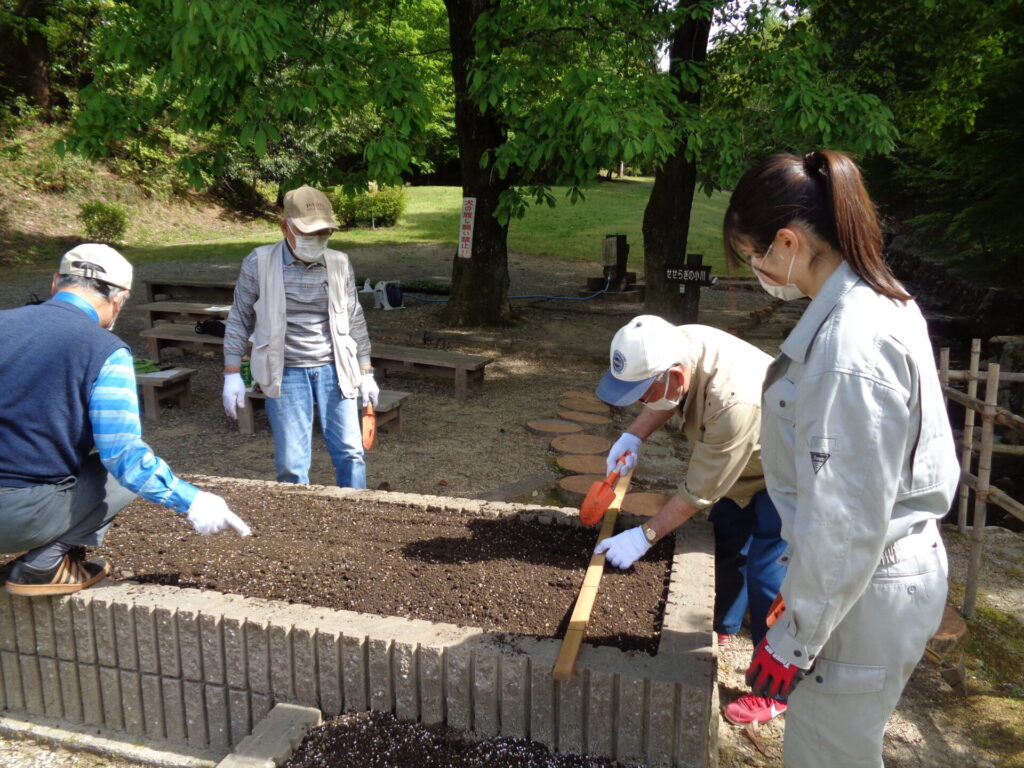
[595,315,685,405]
[58,244,133,291]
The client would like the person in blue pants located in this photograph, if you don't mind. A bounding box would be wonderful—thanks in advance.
[591,316,789,725]
[710,490,787,648]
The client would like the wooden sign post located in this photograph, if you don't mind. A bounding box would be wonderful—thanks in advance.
[664,252,716,323]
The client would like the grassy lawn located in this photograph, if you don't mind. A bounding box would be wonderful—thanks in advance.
[332,180,731,271]
[72,181,731,277]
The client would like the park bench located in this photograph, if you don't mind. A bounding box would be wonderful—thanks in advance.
[139,323,224,363]
[370,343,493,400]
[137,300,231,329]
[237,387,411,436]
[144,277,236,304]
[134,367,196,422]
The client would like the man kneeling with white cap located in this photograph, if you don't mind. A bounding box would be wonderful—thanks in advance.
[0,244,250,597]
[594,315,790,726]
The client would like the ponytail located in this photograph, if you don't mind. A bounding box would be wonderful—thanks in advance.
[725,150,910,302]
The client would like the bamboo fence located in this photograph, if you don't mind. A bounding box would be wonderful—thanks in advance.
[938,341,1024,618]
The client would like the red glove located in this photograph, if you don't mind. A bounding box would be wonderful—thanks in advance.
[745,638,808,699]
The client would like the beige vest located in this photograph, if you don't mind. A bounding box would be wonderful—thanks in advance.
[249,241,360,398]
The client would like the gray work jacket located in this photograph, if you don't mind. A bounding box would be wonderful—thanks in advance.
[761,261,958,665]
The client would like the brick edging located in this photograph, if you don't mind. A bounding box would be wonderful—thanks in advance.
[2,480,716,767]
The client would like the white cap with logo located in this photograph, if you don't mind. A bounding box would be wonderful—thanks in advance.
[595,315,684,406]
[58,244,133,291]
[282,185,339,233]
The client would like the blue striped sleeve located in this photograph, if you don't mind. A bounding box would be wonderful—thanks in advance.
[89,347,198,513]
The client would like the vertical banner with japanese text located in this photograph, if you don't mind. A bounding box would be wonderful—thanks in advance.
[458,198,476,259]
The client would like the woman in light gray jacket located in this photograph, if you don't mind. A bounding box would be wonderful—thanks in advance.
[723,150,959,768]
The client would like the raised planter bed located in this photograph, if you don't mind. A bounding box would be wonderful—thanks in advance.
[0,477,716,767]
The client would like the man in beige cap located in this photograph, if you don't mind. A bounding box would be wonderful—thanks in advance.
[0,245,250,597]
[222,185,377,488]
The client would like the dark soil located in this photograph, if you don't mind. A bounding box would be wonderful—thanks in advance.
[97,485,674,653]
[283,711,627,768]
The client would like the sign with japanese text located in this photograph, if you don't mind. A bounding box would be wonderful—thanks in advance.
[458,198,476,259]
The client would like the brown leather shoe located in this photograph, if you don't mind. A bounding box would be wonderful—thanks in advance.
[4,548,110,597]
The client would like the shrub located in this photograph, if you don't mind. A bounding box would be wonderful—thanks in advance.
[332,184,406,228]
[78,200,128,244]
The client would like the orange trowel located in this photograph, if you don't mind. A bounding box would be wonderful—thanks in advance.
[361,403,376,451]
[579,452,630,525]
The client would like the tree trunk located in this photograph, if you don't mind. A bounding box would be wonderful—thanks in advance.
[641,12,711,323]
[11,0,52,119]
[441,0,513,326]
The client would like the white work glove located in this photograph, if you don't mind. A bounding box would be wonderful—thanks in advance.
[606,432,642,475]
[594,526,652,570]
[222,373,247,419]
[186,491,251,537]
[359,372,380,408]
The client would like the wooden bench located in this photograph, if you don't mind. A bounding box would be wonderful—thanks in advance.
[137,301,231,329]
[237,388,412,436]
[135,367,196,422]
[370,343,494,400]
[139,323,224,363]
[144,278,236,305]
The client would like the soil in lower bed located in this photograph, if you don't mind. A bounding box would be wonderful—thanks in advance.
[283,711,628,768]
[97,487,674,654]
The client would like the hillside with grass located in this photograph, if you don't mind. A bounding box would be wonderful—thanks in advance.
[0,123,731,280]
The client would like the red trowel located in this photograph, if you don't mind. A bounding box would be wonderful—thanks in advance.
[579,452,630,525]
[361,403,376,451]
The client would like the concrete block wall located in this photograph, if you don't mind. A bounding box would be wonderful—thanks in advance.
[1,483,716,768]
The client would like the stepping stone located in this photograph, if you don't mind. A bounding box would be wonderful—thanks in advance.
[563,389,604,404]
[620,492,671,517]
[928,604,969,654]
[559,397,609,415]
[558,410,612,427]
[557,473,604,499]
[526,419,583,436]
[556,454,607,475]
[550,434,611,455]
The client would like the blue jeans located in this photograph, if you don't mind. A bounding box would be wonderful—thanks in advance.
[709,489,787,645]
[264,365,366,489]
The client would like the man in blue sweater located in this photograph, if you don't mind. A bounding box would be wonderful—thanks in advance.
[0,244,251,597]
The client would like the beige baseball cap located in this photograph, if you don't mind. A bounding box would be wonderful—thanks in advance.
[282,185,339,233]
[58,244,133,291]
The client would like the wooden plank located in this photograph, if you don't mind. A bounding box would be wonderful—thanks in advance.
[137,301,232,314]
[144,278,236,304]
[552,470,632,681]
[139,323,224,363]
[962,472,1024,523]
[947,369,1024,383]
[371,343,493,371]
[139,324,225,344]
[944,386,1024,435]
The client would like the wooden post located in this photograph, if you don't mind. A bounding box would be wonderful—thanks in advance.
[957,339,981,535]
[963,362,999,619]
[939,347,950,405]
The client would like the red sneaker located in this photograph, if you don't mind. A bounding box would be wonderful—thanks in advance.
[723,693,787,725]
[717,633,733,647]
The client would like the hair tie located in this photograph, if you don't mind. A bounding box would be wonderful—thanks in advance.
[804,151,824,175]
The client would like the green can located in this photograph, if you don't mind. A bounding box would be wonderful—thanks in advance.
[240,361,252,386]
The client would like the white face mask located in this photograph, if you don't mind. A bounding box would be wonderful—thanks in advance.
[753,242,806,301]
[643,369,683,411]
[288,222,330,263]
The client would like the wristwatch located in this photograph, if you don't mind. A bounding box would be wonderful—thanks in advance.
[641,523,658,544]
